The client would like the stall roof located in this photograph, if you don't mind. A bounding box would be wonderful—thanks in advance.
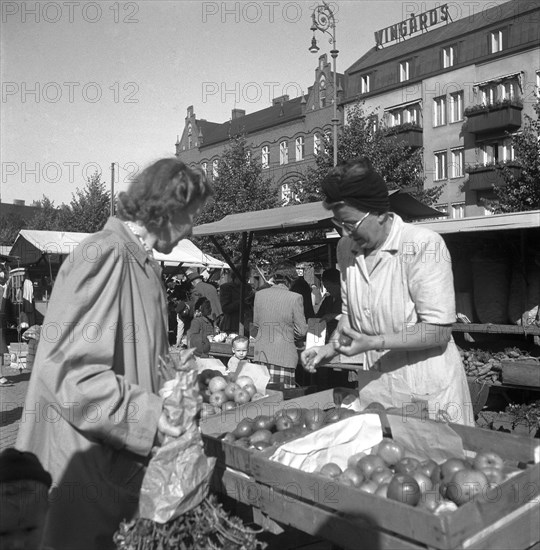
[192,190,445,237]
[9,229,227,269]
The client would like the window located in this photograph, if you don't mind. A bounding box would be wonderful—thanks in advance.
[434,151,447,181]
[502,80,516,100]
[433,96,447,126]
[404,104,419,125]
[314,133,321,155]
[489,29,504,53]
[295,137,305,161]
[281,183,292,204]
[212,159,219,178]
[279,141,288,165]
[187,123,193,149]
[449,91,464,123]
[361,74,371,94]
[389,109,402,127]
[450,148,464,178]
[483,205,494,216]
[451,202,465,219]
[435,204,448,215]
[480,142,498,165]
[502,138,515,162]
[442,45,456,68]
[261,146,269,169]
[481,83,498,105]
[399,60,410,82]
[319,76,326,108]
[201,162,207,175]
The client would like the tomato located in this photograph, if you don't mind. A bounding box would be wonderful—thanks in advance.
[324,408,341,424]
[418,459,441,485]
[319,462,342,478]
[253,415,275,431]
[375,482,390,498]
[358,480,378,494]
[347,451,368,470]
[473,451,504,472]
[411,471,433,493]
[243,384,257,398]
[446,469,489,506]
[376,438,405,467]
[356,455,386,479]
[252,441,272,451]
[387,474,421,506]
[249,429,273,445]
[338,467,364,487]
[394,457,421,475]
[234,389,251,405]
[233,418,255,439]
[281,407,304,426]
[371,467,394,486]
[209,391,227,409]
[224,382,240,400]
[440,458,469,483]
[275,415,295,432]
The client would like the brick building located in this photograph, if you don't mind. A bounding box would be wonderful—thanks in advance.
[343,0,540,217]
[175,54,344,203]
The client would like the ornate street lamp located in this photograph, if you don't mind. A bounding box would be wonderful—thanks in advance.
[309,1,339,167]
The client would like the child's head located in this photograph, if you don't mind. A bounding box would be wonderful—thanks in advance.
[194,297,211,317]
[231,335,249,360]
[0,448,52,550]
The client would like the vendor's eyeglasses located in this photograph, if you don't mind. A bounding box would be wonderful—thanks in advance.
[331,211,370,234]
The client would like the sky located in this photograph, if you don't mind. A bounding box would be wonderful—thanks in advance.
[1,0,503,206]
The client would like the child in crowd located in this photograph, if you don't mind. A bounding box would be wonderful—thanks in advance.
[187,297,214,357]
[227,335,250,374]
[0,448,52,550]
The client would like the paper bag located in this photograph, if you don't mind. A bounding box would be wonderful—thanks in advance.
[269,414,383,472]
[194,357,227,375]
[306,318,326,348]
[235,362,270,394]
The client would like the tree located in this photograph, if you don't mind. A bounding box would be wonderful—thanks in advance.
[298,103,443,207]
[195,136,282,264]
[486,100,540,213]
[28,196,63,231]
[62,172,111,233]
[0,214,25,246]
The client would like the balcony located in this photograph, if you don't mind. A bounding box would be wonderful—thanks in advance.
[464,99,523,135]
[465,162,522,191]
[383,123,423,148]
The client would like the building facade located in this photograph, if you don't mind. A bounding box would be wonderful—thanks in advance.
[175,54,343,203]
[343,0,540,217]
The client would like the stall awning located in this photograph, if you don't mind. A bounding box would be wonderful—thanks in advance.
[193,191,445,237]
[9,229,227,269]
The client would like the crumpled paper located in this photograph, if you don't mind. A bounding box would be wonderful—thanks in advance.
[138,351,216,523]
[269,414,383,472]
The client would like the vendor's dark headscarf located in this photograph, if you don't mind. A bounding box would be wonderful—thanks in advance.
[321,157,390,213]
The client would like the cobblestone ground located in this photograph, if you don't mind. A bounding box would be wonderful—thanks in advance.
[0,367,30,451]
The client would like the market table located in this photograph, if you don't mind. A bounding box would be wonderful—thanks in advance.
[201,389,540,550]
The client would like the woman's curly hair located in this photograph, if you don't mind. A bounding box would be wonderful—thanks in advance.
[116,158,213,232]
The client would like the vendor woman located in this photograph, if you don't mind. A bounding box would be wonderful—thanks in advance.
[301,157,474,426]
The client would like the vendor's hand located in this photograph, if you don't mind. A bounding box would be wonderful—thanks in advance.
[333,325,373,356]
[301,344,337,373]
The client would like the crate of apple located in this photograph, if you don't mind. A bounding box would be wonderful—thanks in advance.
[198,369,265,417]
[316,437,510,513]
[219,405,360,452]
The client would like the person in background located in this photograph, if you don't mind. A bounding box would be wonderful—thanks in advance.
[16,158,213,550]
[175,300,190,347]
[219,266,254,336]
[290,266,315,320]
[311,283,323,314]
[253,265,308,389]
[187,270,223,325]
[301,157,474,426]
[227,335,250,374]
[0,448,52,550]
[187,297,214,357]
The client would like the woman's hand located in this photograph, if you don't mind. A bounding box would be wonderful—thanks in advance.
[333,325,378,356]
[301,343,337,373]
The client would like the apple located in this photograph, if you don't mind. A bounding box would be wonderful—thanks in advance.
[394,457,421,476]
[412,471,433,494]
[417,490,444,512]
[209,390,227,408]
[339,467,364,487]
[446,469,490,506]
[236,375,255,388]
[253,415,275,431]
[319,462,342,478]
[324,408,342,424]
[252,441,272,451]
[220,432,236,444]
[358,480,378,494]
[375,482,390,498]
[473,451,504,472]
[243,384,257,398]
[356,455,386,479]
[222,401,237,411]
[376,438,405,467]
[347,451,368,470]
[234,389,251,405]
[440,458,469,483]
[371,467,394,486]
[304,408,326,431]
[224,382,240,400]
[275,415,295,432]
[387,474,421,506]
[208,376,228,393]
[418,459,441,485]
[281,407,305,426]
[480,466,505,485]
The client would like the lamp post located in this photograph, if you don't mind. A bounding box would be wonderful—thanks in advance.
[110,162,115,216]
[309,1,339,167]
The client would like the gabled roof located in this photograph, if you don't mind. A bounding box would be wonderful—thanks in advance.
[346,0,539,75]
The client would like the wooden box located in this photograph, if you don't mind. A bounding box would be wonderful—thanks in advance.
[502,359,540,388]
[204,390,540,550]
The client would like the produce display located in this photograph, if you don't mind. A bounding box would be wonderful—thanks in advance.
[458,346,537,385]
[314,437,513,514]
[198,370,265,417]
[218,406,358,451]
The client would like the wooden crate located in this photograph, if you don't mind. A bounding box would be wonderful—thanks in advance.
[502,359,540,388]
[204,390,540,550]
